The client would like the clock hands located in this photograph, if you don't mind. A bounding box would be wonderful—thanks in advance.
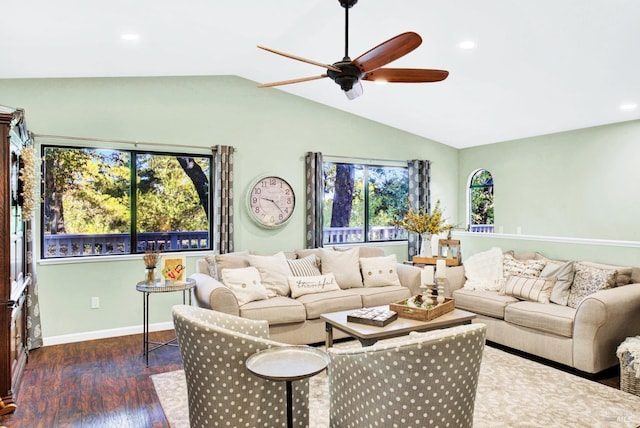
[261,197,284,214]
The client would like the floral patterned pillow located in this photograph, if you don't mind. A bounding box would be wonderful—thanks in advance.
[503,254,546,278]
[567,262,618,308]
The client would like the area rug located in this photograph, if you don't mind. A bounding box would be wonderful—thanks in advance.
[151,345,640,427]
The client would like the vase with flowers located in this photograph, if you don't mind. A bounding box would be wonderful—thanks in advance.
[143,249,160,285]
[394,199,451,257]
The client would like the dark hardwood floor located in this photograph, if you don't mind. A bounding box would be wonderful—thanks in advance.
[1,330,182,428]
[0,332,621,427]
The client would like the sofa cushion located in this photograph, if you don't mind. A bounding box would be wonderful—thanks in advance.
[579,261,632,286]
[248,252,292,297]
[287,273,341,298]
[462,247,504,291]
[205,250,250,280]
[320,248,364,289]
[501,275,556,304]
[239,296,307,326]
[453,288,519,319]
[359,255,402,288]
[287,254,322,277]
[539,260,575,306]
[504,301,576,338]
[567,262,618,308]
[220,267,269,306]
[333,246,386,258]
[296,289,362,319]
[348,285,412,307]
[295,249,323,268]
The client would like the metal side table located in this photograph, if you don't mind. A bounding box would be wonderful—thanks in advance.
[136,278,195,366]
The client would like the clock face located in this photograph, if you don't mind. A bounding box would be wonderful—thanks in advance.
[248,176,295,228]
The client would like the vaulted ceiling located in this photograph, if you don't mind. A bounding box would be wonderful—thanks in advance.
[2,0,639,148]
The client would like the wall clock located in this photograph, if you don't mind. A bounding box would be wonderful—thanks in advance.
[247,176,295,228]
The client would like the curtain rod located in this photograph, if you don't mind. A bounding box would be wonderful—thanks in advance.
[324,154,408,164]
[32,133,224,151]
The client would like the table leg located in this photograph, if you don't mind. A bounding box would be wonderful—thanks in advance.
[359,338,378,347]
[286,380,293,428]
[325,323,333,349]
[143,292,149,366]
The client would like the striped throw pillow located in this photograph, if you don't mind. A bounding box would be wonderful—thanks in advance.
[502,275,556,303]
[287,254,322,277]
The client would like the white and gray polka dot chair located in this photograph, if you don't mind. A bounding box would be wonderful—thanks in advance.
[328,323,487,428]
[172,305,309,428]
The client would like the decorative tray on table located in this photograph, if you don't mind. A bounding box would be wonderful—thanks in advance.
[390,296,455,321]
[347,307,398,327]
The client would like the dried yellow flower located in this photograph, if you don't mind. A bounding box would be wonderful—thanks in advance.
[394,199,449,235]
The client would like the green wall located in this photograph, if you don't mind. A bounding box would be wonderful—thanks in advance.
[0,76,459,341]
[457,120,640,265]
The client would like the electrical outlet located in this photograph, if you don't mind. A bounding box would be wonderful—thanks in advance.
[91,297,100,309]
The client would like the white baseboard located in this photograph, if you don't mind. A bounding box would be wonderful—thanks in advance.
[42,321,175,347]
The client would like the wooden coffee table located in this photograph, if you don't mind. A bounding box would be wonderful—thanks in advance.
[320,306,476,348]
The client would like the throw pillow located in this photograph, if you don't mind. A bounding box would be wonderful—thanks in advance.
[359,254,402,288]
[462,247,504,291]
[579,261,632,286]
[539,260,575,306]
[287,272,341,298]
[567,262,618,309]
[295,249,323,269]
[206,250,250,280]
[503,254,546,278]
[320,248,363,289]
[287,254,322,277]
[248,252,292,297]
[501,275,556,304]
[220,267,269,306]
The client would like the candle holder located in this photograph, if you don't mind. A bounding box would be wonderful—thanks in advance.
[435,278,446,305]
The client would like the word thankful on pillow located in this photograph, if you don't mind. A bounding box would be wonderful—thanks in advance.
[287,273,341,298]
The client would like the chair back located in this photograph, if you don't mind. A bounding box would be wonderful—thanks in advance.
[172,305,309,428]
[328,323,487,428]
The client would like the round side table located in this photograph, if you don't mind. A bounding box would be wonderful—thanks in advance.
[136,278,195,366]
[246,345,329,428]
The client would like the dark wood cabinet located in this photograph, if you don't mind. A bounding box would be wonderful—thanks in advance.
[0,111,29,407]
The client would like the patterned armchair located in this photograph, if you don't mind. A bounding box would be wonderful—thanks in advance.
[172,305,309,428]
[328,323,487,428]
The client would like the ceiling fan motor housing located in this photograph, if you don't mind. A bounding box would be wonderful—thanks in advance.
[328,60,363,91]
[339,0,358,9]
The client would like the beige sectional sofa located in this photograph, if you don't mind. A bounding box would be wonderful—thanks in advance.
[190,246,422,345]
[441,248,640,375]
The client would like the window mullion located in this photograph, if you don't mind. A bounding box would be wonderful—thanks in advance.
[131,151,138,253]
[363,166,370,242]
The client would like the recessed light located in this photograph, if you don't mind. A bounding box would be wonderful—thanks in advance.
[121,33,140,41]
[620,103,637,111]
[458,40,476,50]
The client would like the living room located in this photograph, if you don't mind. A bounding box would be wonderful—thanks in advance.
[1,1,640,427]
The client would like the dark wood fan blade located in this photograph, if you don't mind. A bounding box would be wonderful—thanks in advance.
[363,68,449,83]
[352,32,422,73]
[257,45,341,72]
[257,74,328,88]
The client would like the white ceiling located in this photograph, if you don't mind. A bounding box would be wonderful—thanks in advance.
[2,0,639,148]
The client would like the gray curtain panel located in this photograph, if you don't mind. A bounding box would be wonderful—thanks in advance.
[305,152,324,249]
[25,217,43,350]
[407,159,431,258]
[212,146,234,254]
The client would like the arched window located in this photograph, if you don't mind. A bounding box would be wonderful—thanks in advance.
[468,169,494,232]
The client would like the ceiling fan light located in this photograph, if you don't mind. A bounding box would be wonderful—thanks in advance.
[345,81,363,100]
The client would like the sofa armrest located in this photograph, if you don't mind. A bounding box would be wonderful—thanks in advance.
[573,283,640,373]
[396,263,422,295]
[189,272,240,316]
[443,266,466,297]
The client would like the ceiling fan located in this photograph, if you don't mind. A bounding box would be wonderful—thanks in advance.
[257,0,449,100]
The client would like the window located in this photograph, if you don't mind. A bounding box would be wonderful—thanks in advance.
[468,169,494,232]
[42,145,212,258]
[322,162,408,244]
